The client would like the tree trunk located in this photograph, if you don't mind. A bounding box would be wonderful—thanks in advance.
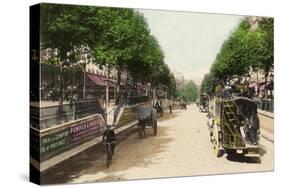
[264,72,268,99]
[117,68,121,98]
[58,65,64,107]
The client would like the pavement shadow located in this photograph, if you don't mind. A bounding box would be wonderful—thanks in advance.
[226,152,261,164]
[225,145,266,164]
[41,124,174,184]
[259,146,267,156]
[157,111,179,122]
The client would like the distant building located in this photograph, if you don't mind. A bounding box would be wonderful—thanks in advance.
[172,69,186,91]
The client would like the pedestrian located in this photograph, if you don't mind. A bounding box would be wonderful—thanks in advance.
[169,104,172,114]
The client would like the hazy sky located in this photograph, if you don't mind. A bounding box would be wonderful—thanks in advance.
[138,9,243,84]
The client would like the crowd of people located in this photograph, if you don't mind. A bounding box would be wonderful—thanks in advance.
[216,75,274,101]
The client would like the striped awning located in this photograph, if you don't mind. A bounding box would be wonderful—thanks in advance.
[87,73,117,87]
[87,73,106,86]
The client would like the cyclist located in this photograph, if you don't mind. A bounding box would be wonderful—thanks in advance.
[102,125,117,155]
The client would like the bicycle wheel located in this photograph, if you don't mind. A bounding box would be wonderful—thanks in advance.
[138,124,143,138]
[106,149,112,168]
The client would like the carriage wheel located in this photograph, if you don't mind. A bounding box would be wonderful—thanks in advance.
[153,121,158,136]
[213,139,223,157]
[225,149,236,158]
[143,126,146,137]
[213,126,223,157]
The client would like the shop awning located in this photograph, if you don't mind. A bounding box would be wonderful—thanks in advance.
[87,73,118,87]
[87,73,106,86]
[99,77,116,87]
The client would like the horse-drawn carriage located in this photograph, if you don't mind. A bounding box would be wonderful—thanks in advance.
[136,105,158,138]
[208,96,261,157]
[199,94,209,113]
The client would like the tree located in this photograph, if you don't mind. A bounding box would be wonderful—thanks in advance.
[242,18,273,78]
[209,17,273,98]
[253,17,274,97]
[40,4,177,102]
[180,80,198,102]
[40,4,102,104]
[255,17,274,80]
[85,8,167,93]
[127,35,164,84]
[210,20,251,80]
[41,4,102,64]
[92,9,150,68]
[167,73,177,98]
[200,73,215,96]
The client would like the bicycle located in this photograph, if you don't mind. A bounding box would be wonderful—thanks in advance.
[105,141,116,168]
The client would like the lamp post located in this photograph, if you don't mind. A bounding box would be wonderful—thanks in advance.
[146,82,151,97]
[83,63,86,100]
[81,47,90,100]
[105,64,110,125]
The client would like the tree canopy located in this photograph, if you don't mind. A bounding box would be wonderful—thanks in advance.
[201,17,274,96]
[200,73,215,96]
[178,80,198,102]
[210,20,251,80]
[40,3,177,97]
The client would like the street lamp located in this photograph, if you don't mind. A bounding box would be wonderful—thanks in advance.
[82,62,86,100]
[105,64,111,126]
[147,82,151,97]
[81,47,91,100]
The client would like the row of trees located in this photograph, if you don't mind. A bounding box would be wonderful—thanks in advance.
[175,80,198,102]
[40,4,177,100]
[201,17,273,96]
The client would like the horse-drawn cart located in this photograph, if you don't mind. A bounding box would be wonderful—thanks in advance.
[136,106,158,138]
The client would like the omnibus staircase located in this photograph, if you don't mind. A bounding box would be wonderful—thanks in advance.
[222,101,244,148]
[220,81,246,148]
[224,100,261,156]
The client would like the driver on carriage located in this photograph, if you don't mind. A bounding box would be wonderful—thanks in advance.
[153,100,163,114]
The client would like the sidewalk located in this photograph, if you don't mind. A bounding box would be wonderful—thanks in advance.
[261,128,274,143]
[39,120,138,171]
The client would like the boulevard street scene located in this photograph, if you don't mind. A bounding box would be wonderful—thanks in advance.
[30,3,274,185]
[41,105,273,184]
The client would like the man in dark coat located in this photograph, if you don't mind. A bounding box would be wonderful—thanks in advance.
[103,125,117,154]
